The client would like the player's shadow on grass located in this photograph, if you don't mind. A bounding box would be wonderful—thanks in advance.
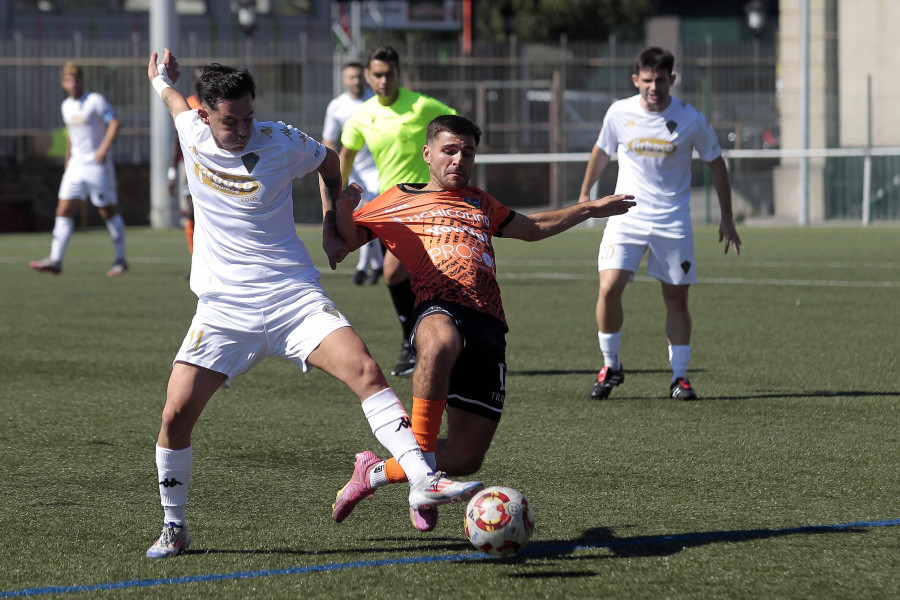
[511,368,679,377]
[500,521,866,578]
[184,536,471,557]
[186,521,869,566]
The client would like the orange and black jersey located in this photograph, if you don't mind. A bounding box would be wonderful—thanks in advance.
[354,183,516,330]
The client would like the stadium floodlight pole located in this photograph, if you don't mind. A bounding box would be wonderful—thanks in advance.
[798,0,810,226]
[149,0,179,229]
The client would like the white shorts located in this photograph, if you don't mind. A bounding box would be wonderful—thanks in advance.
[598,228,697,285]
[174,285,352,388]
[58,160,118,207]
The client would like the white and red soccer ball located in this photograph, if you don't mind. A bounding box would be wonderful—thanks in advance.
[464,486,534,557]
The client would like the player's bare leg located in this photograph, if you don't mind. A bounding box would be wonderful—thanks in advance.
[322,325,482,526]
[591,269,630,399]
[661,282,696,400]
[148,362,224,558]
[436,408,498,476]
[99,204,128,276]
[30,198,80,274]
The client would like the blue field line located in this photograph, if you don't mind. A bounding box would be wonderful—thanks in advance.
[3,518,898,598]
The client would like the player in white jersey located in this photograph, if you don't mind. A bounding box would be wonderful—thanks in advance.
[322,62,383,286]
[30,62,128,277]
[578,47,742,401]
[143,50,483,559]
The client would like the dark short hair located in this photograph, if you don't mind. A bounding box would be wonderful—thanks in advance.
[634,47,675,75]
[342,61,364,72]
[367,46,400,69]
[427,115,481,147]
[195,63,256,110]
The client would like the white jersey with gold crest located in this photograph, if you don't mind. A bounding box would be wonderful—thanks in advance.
[62,91,116,165]
[597,94,721,236]
[174,110,326,301]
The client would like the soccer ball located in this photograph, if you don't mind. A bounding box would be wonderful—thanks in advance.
[464,486,534,557]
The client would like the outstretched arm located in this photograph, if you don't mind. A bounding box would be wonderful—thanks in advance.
[501,194,636,242]
[333,183,370,253]
[708,156,742,255]
[148,49,190,120]
[318,147,350,269]
[578,146,611,203]
[339,146,359,187]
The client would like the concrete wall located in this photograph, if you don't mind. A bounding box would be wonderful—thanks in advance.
[838,0,900,147]
[774,0,832,223]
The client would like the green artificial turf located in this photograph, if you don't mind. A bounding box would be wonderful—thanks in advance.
[1,224,897,599]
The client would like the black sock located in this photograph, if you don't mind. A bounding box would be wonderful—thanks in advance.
[387,278,416,340]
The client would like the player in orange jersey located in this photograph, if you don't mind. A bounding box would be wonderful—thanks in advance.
[331,114,635,531]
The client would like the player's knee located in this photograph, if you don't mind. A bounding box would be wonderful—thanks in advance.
[443,453,484,477]
[356,354,387,387]
[416,337,460,377]
[160,405,196,437]
[662,287,690,311]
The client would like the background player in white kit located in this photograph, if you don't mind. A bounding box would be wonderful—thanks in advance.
[579,46,742,401]
[144,50,482,559]
[322,61,383,285]
[30,61,128,277]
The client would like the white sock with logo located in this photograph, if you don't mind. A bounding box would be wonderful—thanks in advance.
[105,214,126,262]
[669,345,691,382]
[368,461,390,489]
[156,444,192,526]
[598,331,622,369]
[50,216,74,263]
[361,388,430,485]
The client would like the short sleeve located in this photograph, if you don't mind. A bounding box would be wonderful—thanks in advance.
[340,114,365,152]
[484,191,512,236]
[596,107,618,156]
[693,113,722,163]
[321,99,341,142]
[96,94,116,124]
[279,123,326,179]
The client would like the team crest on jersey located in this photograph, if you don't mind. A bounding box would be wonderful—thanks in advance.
[628,138,677,157]
[241,152,260,173]
[322,304,340,318]
[462,196,481,209]
[666,120,678,134]
[194,163,260,197]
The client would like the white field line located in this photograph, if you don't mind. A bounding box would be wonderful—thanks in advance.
[501,258,900,270]
[3,256,899,287]
[499,272,900,288]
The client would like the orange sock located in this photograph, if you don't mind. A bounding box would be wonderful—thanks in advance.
[384,458,408,484]
[185,219,194,254]
[412,396,447,452]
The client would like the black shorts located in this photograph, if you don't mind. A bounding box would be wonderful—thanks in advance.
[411,301,507,422]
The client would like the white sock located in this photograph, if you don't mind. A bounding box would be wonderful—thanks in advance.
[156,444,192,526]
[105,214,126,262]
[368,460,390,489]
[355,248,367,271]
[361,388,430,485]
[669,345,691,382]
[49,216,74,263]
[598,331,622,369]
